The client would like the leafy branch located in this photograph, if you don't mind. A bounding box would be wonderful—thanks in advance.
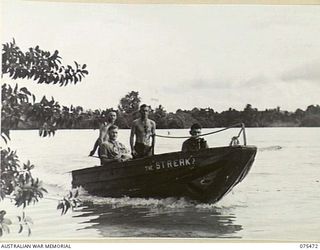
[0,148,48,208]
[0,210,34,237]
[57,190,82,215]
[17,211,33,236]
[1,39,89,237]
[0,211,12,237]
[2,39,88,86]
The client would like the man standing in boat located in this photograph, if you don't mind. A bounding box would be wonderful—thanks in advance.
[130,104,156,158]
[99,125,132,164]
[89,110,117,156]
[182,123,209,152]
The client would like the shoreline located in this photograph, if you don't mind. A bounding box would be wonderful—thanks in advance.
[8,126,320,131]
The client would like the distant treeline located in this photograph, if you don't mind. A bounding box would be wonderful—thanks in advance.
[14,91,320,130]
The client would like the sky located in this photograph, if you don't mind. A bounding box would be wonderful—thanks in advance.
[2,0,320,112]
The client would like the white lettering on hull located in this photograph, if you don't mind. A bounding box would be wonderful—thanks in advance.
[144,157,196,172]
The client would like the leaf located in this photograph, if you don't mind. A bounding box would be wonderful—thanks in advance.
[0,210,6,219]
[18,224,23,234]
[20,87,31,95]
[57,202,63,210]
[82,64,86,69]
[28,227,32,236]
[17,216,21,222]
[1,134,8,144]
[74,189,79,198]
[14,84,18,94]
[59,75,65,84]
[65,201,71,214]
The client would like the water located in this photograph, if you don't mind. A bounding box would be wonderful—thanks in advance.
[2,128,320,240]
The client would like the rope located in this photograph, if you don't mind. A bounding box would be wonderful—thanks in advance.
[155,123,244,139]
[236,127,244,138]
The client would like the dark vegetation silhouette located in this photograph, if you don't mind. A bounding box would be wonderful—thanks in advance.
[8,94,320,130]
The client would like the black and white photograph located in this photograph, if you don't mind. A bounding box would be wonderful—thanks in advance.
[1,0,320,244]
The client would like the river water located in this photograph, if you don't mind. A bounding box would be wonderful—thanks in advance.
[2,128,320,241]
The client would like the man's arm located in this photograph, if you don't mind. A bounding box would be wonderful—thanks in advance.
[89,124,106,156]
[130,122,137,156]
[151,121,156,155]
[89,138,100,156]
[203,140,209,149]
[119,143,132,161]
[181,140,188,152]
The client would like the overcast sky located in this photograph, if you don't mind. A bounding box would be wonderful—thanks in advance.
[2,0,320,112]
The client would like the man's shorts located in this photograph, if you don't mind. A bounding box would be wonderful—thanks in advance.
[134,142,152,159]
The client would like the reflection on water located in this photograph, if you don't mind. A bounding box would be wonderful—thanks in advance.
[75,198,242,238]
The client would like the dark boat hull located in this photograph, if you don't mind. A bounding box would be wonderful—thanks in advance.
[72,146,257,203]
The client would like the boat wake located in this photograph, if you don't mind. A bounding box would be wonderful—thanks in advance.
[77,188,223,210]
[258,145,282,151]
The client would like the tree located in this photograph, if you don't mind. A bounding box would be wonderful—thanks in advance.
[116,91,141,128]
[118,91,141,114]
[306,105,320,115]
[152,105,168,128]
[301,114,320,127]
[242,104,259,127]
[1,39,88,237]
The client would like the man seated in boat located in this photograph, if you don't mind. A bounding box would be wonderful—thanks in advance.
[99,125,132,164]
[89,110,117,157]
[130,104,156,159]
[182,123,209,152]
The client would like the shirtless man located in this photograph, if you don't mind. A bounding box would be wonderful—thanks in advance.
[89,111,117,156]
[130,104,156,158]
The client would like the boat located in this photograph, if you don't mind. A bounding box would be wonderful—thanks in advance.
[72,124,257,203]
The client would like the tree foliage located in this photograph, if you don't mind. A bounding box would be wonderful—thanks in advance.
[0,148,47,207]
[5,91,319,130]
[1,39,88,237]
[2,39,88,86]
[118,91,141,114]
